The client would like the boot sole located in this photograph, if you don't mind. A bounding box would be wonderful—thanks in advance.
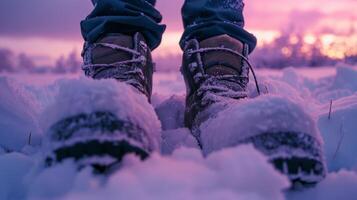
[45,111,150,173]
[46,139,149,173]
[241,132,326,188]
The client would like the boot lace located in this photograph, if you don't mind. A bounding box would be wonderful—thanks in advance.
[82,42,147,89]
[186,47,261,105]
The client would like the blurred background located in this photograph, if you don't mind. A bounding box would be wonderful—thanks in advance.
[0,0,356,74]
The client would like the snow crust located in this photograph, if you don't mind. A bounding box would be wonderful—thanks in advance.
[1,66,357,199]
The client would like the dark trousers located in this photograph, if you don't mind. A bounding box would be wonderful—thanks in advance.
[82,0,257,53]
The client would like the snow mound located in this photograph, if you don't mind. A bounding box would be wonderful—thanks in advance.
[331,67,357,92]
[1,66,357,199]
[0,152,34,199]
[155,95,185,130]
[287,170,357,200]
[40,77,162,151]
[200,95,321,155]
[161,128,199,155]
[27,145,289,200]
[318,94,357,171]
[313,67,357,103]
[0,77,41,152]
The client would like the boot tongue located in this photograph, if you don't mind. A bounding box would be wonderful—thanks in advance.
[92,34,134,65]
[199,34,244,76]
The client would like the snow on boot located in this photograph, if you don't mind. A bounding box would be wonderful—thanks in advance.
[43,32,159,173]
[181,34,326,187]
[42,79,161,173]
[82,32,154,101]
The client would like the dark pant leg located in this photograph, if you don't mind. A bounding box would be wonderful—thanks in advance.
[180,0,257,53]
[81,0,166,50]
[92,0,156,5]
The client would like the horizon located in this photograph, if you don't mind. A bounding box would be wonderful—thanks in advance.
[0,0,356,68]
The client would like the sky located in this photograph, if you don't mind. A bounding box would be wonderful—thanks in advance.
[0,0,356,66]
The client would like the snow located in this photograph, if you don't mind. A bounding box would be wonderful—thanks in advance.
[287,170,357,200]
[0,152,34,199]
[155,95,185,130]
[1,65,357,199]
[318,93,357,171]
[199,95,321,155]
[0,77,41,152]
[40,77,161,153]
[26,146,289,200]
[161,128,199,155]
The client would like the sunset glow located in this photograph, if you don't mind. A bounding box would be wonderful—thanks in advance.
[0,0,356,66]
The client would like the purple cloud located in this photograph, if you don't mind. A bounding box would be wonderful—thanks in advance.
[0,0,354,41]
[0,0,92,40]
[0,0,186,40]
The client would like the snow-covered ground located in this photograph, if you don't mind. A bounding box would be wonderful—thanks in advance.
[1,65,357,199]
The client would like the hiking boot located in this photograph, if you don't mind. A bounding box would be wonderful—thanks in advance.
[43,79,161,174]
[82,32,154,101]
[182,34,254,129]
[181,34,326,187]
[43,33,159,173]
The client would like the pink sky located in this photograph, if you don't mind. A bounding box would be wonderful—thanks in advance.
[0,0,356,65]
